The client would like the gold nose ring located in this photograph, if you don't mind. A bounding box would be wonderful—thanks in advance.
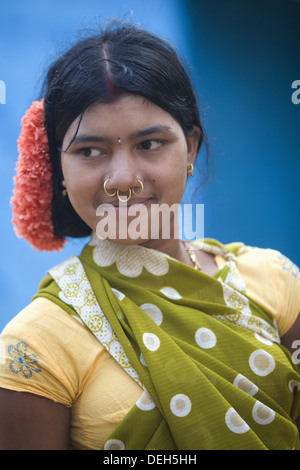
[117,188,132,202]
[103,179,116,197]
[132,180,144,196]
[104,179,143,202]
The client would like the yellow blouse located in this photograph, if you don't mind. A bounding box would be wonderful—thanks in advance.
[0,246,299,449]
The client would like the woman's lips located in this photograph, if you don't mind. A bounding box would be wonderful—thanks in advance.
[103,197,154,208]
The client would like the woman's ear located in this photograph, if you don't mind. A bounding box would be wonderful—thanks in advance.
[186,125,202,165]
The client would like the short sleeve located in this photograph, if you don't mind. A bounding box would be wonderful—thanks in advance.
[0,297,102,406]
[236,247,300,336]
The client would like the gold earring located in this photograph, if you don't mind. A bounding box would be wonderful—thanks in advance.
[117,188,132,202]
[187,163,194,177]
[62,180,67,197]
[104,179,116,197]
[132,180,144,196]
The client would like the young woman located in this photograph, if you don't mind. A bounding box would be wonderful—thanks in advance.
[0,22,299,450]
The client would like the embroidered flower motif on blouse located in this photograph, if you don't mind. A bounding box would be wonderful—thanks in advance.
[89,233,169,277]
[8,341,41,378]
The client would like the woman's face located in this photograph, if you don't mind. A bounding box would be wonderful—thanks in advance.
[61,94,200,246]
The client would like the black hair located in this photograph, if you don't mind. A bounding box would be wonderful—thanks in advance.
[42,22,207,238]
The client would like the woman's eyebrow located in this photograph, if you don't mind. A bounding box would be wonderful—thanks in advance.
[69,135,107,144]
[69,125,175,145]
[129,125,174,139]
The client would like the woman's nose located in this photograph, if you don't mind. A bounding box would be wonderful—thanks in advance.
[106,151,139,191]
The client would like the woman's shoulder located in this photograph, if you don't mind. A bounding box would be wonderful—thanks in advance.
[2,297,84,336]
[1,296,105,380]
[234,243,300,285]
[0,297,105,406]
[234,244,300,336]
[198,237,299,277]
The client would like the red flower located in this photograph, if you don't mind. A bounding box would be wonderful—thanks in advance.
[11,99,66,251]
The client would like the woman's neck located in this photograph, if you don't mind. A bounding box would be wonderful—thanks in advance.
[141,238,193,267]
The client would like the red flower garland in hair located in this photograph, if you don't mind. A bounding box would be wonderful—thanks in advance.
[11,99,66,251]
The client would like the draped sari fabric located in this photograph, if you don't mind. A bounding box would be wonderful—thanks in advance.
[36,235,300,450]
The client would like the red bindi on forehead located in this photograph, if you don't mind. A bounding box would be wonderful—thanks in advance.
[108,77,115,94]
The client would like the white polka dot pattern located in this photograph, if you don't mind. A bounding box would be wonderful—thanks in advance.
[249,350,275,376]
[170,394,192,417]
[143,333,160,351]
[136,390,156,411]
[195,328,217,349]
[140,303,163,326]
[252,401,275,425]
[233,374,258,396]
[104,439,125,450]
[225,408,249,434]
[160,287,182,300]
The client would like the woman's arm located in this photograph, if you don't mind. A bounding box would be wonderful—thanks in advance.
[0,388,71,450]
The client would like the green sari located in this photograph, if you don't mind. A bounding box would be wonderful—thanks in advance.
[35,235,300,450]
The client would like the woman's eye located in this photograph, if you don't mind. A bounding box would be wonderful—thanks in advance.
[140,140,163,151]
[80,148,102,158]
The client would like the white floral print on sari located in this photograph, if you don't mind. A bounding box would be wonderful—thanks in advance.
[89,233,169,277]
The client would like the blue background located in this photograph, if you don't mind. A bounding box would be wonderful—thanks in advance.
[0,0,299,330]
